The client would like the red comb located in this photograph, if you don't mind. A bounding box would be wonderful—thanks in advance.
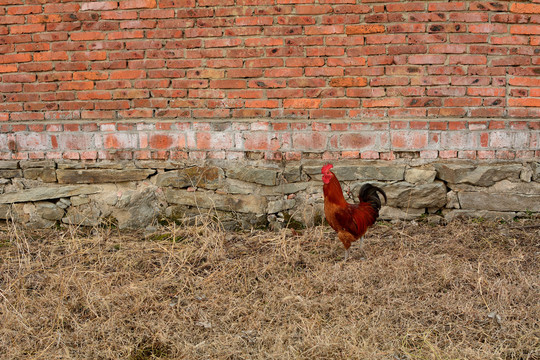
[321,163,333,174]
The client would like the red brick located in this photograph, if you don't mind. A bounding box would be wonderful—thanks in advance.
[408,54,445,64]
[467,88,505,97]
[429,121,447,130]
[510,3,540,14]
[283,99,321,109]
[428,2,466,11]
[439,150,457,159]
[110,70,146,80]
[508,98,540,107]
[363,98,402,108]
[10,24,45,34]
[511,25,540,35]
[235,16,273,26]
[322,99,360,108]
[292,133,327,151]
[44,3,80,13]
[391,131,428,149]
[329,77,367,87]
[386,3,425,12]
[245,100,279,108]
[469,2,507,12]
[340,133,376,149]
[120,0,157,9]
[6,5,40,15]
[509,77,540,87]
[81,2,118,11]
[346,24,385,35]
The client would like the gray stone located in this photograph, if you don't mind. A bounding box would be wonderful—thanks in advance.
[520,165,533,182]
[302,164,324,176]
[0,185,100,204]
[458,192,540,212]
[444,209,517,222]
[62,204,101,227]
[58,198,71,207]
[380,181,447,209]
[267,199,296,214]
[165,188,267,214]
[57,161,129,170]
[57,169,155,184]
[446,190,460,209]
[35,202,64,221]
[349,164,406,181]
[155,166,223,189]
[20,160,55,169]
[488,180,540,195]
[379,206,425,220]
[0,204,10,219]
[260,182,309,196]
[71,195,90,206]
[283,166,302,182]
[112,185,165,229]
[0,170,22,179]
[533,162,540,181]
[10,204,29,223]
[0,161,18,169]
[306,163,406,181]
[221,178,258,195]
[135,160,181,170]
[434,163,521,187]
[23,168,57,182]
[405,168,437,184]
[226,166,277,186]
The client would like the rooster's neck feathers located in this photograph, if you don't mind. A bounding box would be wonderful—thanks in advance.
[322,173,348,206]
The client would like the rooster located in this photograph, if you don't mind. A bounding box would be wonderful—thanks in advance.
[321,163,387,260]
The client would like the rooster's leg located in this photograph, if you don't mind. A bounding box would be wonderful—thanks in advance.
[344,248,350,261]
[358,236,364,249]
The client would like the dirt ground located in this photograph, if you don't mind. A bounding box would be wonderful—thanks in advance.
[0,217,538,360]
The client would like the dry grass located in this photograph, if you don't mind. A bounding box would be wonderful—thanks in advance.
[0,217,538,360]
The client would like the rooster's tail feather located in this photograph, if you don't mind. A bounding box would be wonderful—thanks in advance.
[358,184,387,211]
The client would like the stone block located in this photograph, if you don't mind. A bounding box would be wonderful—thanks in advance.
[57,169,155,184]
[260,182,309,196]
[23,168,57,182]
[20,160,55,169]
[155,166,223,189]
[434,163,521,187]
[35,202,65,221]
[62,204,101,227]
[405,168,437,184]
[458,191,540,212]
[267,199,296,214]
[0,161,18,169]
[305,163,406,182]
[444,209,517,222]
[380,181,447,209]
[0,170,22,179]
[0,185,100,204]
[226,166,278,186]
[0,204,10,219]
[165,188,267,214]
[379,206,425,220]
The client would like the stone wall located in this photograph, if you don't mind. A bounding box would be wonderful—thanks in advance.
[1,159,538,230]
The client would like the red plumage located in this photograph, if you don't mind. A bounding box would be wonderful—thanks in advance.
[322,163,386,259]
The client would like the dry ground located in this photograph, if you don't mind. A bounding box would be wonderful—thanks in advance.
[0,217,538,360]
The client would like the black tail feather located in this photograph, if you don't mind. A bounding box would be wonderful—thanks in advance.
[358,184,387,211]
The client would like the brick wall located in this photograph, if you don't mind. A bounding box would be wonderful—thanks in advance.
[1,120,539,161]
[0,1,539,160]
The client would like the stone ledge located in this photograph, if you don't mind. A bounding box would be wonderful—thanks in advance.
[0,159,537,229]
